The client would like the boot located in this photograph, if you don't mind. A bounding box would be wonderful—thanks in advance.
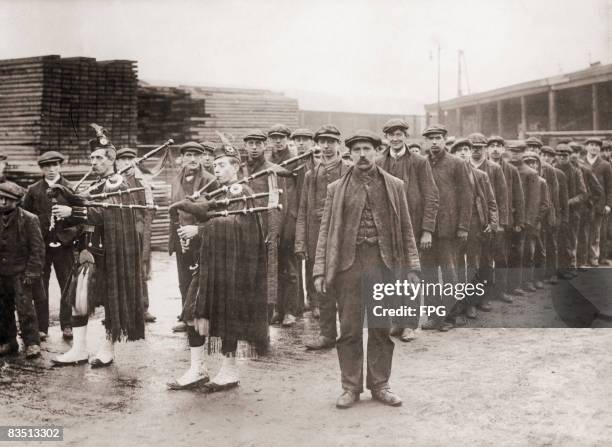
[281,314,296,327]
[52,325,88,366]
[207,354,239,389]
[167,346,209,390]
[90,337,114,368]
[25,344,41,359]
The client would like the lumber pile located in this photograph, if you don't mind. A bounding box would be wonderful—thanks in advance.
[0,55,138,173]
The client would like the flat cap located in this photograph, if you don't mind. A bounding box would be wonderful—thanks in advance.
[243,130,267,142]
[569,141,583,152]
[267,124,291,137]
[345,130,382,148]
[540,145,556,155]
[0,181,24,200]
[450,137,472,153]
[199,141,216,153]
[487,135,505,146]
[382,118,409,134]
[525,136,544,148]
[179,142,205,155]
[422,124,447,137]
[408,142,421,149]
[522,151,540,163]
[290,128,314,140]
[213,144,241,162]
[116,148,137,159]
[468,132,487,147]
[0,149,7,161]
[555,144,572,155]
[585,137,603,146]
[37,150,65,166]
[507,141,527,152]
[314,124,341,142]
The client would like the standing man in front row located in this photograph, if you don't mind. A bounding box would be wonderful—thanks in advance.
[314,130,421,409]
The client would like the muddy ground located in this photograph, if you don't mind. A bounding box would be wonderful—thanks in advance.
[1,253,611,446]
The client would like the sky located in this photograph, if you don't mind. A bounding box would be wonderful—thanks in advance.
[0,0,609,114]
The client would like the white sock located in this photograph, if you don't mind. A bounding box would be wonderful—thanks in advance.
[176,346,208,386]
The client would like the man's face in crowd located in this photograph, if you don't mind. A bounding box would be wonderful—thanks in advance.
[0,195,18,213]
[201,152,213,168]
[586,142,601,157]
[510,149,524,163]
[293,136,313,152]
[90,149,114,176]
[270,135,288,152]
[182,150,202,172]
[115,157,135,173]
[542,152,556,165]
[455,145,472,161]
[408,145,421,155]
[350,141,377,171]
[213,157,239,184]
[245,139,266,160]
[425,133,445,156]
[556,153,570,165]
[41,161,61,182]
[316,137,340,162]
[527,144,541,155]
[471,144,484,161]
[487,141,505,161]
[386,129,407,151]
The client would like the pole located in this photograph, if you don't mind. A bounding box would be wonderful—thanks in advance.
[437,43,442,122]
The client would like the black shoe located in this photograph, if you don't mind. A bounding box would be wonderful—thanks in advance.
[90,358,113,369]
[477,301,493,312]
[372,389,402,407]
[144,311,157,323]
[336,390,360,409]
[172,322,187,333]
[305,336,335,350]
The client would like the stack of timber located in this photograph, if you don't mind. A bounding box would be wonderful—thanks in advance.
[0,55,138,174]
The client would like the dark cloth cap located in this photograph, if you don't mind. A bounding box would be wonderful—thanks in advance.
[468,132,487,147]
[116,148,137,159]
[540,145,556,155]
[213,145,241,162]
[556,144,572,155]
[507,141,527,152]
[585,137,603,146]
[199,141,216,153]
[290,128,314,140]
[314,125,341,142]
[243,129,267,142]
[0,181,24,200]
[345,130,382,148]
[408,142,421,149]
[487,135,505,146]
[422,124,447,137]
[267,124,291,137]
[450,137,472,153]
[525,136,544,148]
[569,141,583,152]
[522,151,540,163]
[179,142,205,155]
[38,150,66,166]
[382,118,410,134]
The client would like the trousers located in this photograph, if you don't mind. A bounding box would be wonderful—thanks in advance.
[42,245,74,330]
[0,275,41,346]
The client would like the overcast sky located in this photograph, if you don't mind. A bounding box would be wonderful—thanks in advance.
[1,0,609,114]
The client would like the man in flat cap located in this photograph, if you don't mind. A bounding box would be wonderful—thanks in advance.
[169,142,217,332]
[243,129,290,323]
[0,181,44,358]
[291,128,315,155]
[116,148,157,323]
[408,143,422,155]
[295,125,348,349]
[268,124,305,326]
[507,141,541,293]
[199,141,216,174]
[487,136,525,299]
[584,137,612,266]
[377,118,439,340]
[168,145,268,391]
[421,124,473,331]
[23,151,77,340]
[314,130,420,409]
[52,133,145,367]
[467,133,507,309]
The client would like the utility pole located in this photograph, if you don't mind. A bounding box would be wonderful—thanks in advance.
[437,42,442,122]
[458,49,463,97]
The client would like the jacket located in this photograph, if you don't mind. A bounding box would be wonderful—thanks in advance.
[500,159,525,228]
[474,159,507,227]
[0,207,44,277]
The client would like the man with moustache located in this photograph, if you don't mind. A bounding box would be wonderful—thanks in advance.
[584,137,612,266]
[115,148,157,323]
[540,145,569,283]
[421,125,473,331]
[169,142,217,333]
[467,133,507,309]
[295,125,347,349]
[314,130,420,409]
[487,135,525,303]
[23,151,78,340]
[268,124,305,326]
[377,118,439,340]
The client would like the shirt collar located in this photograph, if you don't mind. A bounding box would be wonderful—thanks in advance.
[389,146,407,159]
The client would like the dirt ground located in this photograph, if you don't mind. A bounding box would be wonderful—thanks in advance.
[1,252,611,446]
